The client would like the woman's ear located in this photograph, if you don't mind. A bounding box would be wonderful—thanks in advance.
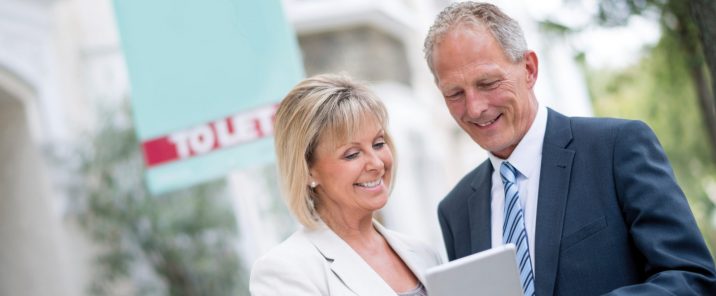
[308,171,319,188]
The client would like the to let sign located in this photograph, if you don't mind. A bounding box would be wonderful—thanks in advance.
[114,0,303,194]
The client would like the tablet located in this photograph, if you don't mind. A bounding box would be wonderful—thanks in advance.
[425,244,523,296]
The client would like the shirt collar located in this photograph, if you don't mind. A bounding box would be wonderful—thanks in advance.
[488,104,548,178]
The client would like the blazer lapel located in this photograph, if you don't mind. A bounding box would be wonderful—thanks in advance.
[305,222,396,296]
[375,222,428,283]
[469,161,494,254]
[535,109,574,296]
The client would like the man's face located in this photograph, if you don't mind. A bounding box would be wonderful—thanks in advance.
[431,24,538,159]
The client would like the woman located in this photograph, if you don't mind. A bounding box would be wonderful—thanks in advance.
[250,73,441,295]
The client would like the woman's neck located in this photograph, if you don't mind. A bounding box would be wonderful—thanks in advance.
[318,208,382,249]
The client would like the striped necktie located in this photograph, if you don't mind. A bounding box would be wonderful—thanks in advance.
[500,161,535,296]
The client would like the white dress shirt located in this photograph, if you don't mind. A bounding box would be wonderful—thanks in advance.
[488,104,547,270]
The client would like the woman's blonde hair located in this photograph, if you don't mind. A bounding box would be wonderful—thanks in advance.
[273,73,395,229]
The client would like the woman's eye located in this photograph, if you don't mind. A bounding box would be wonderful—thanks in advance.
[373,142,385,150]
[345,152,359,160]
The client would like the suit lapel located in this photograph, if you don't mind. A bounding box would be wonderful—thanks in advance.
[535,109,574,296]
[469,161,494,254]
[305,223,396,296]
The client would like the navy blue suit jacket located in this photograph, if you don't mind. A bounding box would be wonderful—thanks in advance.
[437,109,716,295]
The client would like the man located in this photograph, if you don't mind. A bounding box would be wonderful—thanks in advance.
[424,2,716,295]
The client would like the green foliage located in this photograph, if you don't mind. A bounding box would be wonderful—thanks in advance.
[539,20,573,36]
[592,0,665,26]
[57,104,249,295]
[587,33,716,255]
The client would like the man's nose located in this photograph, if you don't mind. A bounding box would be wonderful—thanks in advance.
[465,91,488,118]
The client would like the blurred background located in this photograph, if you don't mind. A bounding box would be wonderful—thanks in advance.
[1,0,714,295]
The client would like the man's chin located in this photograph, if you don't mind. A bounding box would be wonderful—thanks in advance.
[473,139,514,158]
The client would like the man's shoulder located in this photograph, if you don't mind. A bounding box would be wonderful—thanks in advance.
[569,115,634,129]
[547,108,634,127]
[549,113,658,156]
[565,115,649,141]
[440,160,490,207]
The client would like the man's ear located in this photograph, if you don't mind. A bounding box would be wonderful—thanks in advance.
[524,51,538,89]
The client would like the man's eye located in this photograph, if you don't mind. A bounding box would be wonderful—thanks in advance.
[444,91,463,100]
[482,80,499,89]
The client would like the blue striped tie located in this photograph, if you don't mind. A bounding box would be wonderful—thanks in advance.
[500,162,535,296]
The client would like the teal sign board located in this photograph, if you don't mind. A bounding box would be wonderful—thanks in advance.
[114,0,304,194]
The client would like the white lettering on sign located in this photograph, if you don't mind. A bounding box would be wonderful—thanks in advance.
[164,105,277,160]
[189,125,215,155]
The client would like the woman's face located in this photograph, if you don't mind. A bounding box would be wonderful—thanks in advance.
[309,116,393,220]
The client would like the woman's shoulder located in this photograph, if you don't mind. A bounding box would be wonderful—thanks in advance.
[252,229,322,268]
[249,229,330,295]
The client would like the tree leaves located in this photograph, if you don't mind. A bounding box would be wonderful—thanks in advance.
[53,103,248,295]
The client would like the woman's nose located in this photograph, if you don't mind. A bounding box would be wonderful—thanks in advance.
[365,151,384,171]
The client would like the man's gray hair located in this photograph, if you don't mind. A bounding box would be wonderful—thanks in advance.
[423,2,528,73]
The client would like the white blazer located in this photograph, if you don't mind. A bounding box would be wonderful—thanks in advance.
[249,220,442,296]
